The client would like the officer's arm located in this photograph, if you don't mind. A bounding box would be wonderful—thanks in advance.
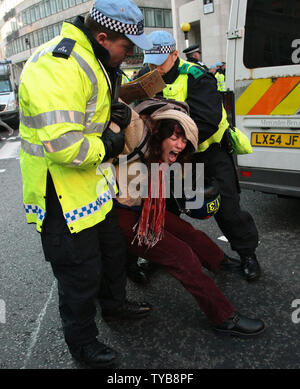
[186,73,223,144]
[33,58,113,169]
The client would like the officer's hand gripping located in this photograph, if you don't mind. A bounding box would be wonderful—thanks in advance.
[110,101,132,130]
[100,127,125,162]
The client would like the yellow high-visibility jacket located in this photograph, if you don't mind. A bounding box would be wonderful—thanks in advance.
[19,21,117,234]
[162,58,229,152]
[215,71,226,92]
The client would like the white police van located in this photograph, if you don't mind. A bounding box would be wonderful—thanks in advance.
[225,0,300,197]
[0,59,19,129]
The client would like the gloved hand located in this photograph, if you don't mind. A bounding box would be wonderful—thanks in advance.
[111,101,132,130]
[100,127,125,162]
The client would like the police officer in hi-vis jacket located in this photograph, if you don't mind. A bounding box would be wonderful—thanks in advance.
[129,31,261,286]
[18,0,153,369]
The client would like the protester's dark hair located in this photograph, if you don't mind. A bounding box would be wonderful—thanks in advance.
[147,119,194,165]
[84,14,127,41]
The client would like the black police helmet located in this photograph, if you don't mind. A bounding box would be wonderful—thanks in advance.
[184,177,221,220]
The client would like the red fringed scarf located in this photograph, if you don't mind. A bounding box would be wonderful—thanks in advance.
[132,166,166,248]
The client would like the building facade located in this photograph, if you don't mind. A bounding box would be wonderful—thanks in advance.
[0,0,232,84]
[172,0,231,68]
[0,0,173,82]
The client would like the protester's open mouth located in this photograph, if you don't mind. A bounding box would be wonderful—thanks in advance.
[169,150,179,163]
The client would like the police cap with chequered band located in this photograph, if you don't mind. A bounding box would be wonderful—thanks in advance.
[90,0,152,50]
[143,31,177,66]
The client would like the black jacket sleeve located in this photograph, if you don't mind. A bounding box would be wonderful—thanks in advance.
[186,72,223,145]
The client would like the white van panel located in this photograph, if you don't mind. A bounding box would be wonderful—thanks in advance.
[227,0,300,196]
[238,149,300,171]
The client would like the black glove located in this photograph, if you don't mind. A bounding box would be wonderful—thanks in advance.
[100,128,125,162]
[111,101,132,130]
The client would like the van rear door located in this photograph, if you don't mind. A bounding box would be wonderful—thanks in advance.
[229,0,300,197]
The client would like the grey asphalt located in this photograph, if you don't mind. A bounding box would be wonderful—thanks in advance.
[0,131,300,371]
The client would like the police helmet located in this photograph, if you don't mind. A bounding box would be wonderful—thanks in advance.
[184,177,221,220]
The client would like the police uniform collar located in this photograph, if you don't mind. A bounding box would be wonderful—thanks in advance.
[72,16,111,67]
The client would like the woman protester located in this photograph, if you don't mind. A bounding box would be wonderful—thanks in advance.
[113,102,265,337]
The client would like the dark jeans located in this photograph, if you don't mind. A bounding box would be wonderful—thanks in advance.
[41,208,127,346]
[116,207,235,325]
[193,146,259,256]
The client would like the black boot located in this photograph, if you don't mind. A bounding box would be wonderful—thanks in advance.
[213,312,265,337]
[127,255,151,285]
[101,299,152,322]
[69,340,117,368]
[127,255,159,285]
[240,253,261,281]
[219,254,241,270]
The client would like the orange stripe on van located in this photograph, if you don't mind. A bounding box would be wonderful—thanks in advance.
[247,77,300,115]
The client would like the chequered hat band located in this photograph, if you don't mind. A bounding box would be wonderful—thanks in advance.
[145,43,176,55]
[90,7,144,35]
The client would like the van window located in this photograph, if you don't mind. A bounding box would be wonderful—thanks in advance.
[0,80,12,93]
[244,0,300,68]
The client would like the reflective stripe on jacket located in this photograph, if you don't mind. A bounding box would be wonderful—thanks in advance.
[163,58,229,152]
[19,21,117,233]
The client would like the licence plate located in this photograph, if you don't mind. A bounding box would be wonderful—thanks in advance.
[251,132,300,148]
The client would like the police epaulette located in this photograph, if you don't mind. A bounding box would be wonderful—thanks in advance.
[52,38,76,59]
[179,63,204,79]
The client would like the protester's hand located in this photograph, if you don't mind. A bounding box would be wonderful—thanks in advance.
[111,101,132,130]
[100,127,125,162]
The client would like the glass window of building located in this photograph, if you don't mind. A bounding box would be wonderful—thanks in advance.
[164,9,172,28]
[48,25,55,40]
[38,29,44,45]
[9,42,14,56]
[30,7,36,23]
[16,39,21,53]
[26,8,31,24]
[155,9,163,27]
[11,20,17,32]
[56,0,63,12]
[35,5,41,20]
[145,9,155,27]
[22,11,27,26]
[69,0,76,7]
[75,0,84,5]
[54,23,61,36]
[29,33,35,48]
[63,0,70,9]
[50,0,57,14]
[45,0,51,17]
[43,28,49,43]
[33,31,39,47]
[40,2,46,18]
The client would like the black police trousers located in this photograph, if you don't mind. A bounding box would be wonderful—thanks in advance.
[41,207,127,347]
[193,145,259,256]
